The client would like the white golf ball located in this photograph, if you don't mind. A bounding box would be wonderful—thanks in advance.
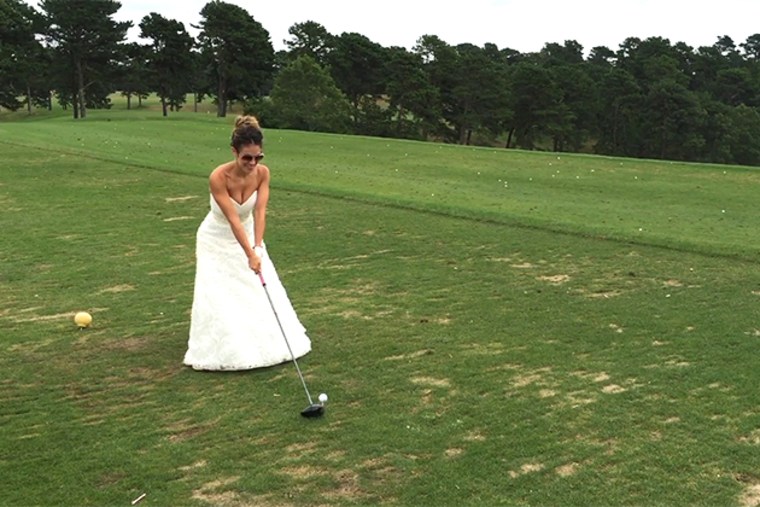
[318,393,328,403]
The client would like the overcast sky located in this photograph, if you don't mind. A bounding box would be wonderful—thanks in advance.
[26,0,760,54]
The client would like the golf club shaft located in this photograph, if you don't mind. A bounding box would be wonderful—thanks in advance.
[258,272,314,405]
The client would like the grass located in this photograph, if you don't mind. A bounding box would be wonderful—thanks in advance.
[1,109,759,506]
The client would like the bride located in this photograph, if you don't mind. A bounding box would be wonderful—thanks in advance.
[183,115,311,370]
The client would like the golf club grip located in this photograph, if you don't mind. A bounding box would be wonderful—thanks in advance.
[258,272,266,287]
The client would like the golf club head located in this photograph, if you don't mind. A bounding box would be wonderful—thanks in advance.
[300,403,324,418]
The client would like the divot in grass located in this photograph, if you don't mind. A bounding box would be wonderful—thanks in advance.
[445,448,464,458]
[508,463,544,478]
[164,195,199,202]
[740,483,760,507]
[383,349,434,361]
[163,216,196,222]
[191,476,241,504]
[537,274,570,284]
[555,462,580,477]
[410,376,451,388]
[98,284,135,293]
[463,430,487,442]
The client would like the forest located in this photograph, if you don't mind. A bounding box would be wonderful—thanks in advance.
[2,0,760,165]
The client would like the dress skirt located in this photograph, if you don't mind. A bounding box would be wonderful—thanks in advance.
[183,194,311,370]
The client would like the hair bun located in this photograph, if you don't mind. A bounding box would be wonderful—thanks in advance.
[234,115,260,130]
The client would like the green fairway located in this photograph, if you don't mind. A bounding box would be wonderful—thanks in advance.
[1,110,759,506]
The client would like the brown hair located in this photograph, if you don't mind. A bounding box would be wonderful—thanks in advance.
[231,115,263,150]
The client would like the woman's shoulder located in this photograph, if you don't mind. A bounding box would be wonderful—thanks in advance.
[255,163,270,181]
[209,162,232,180]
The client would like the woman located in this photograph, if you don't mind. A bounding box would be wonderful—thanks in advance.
[183,115,311,370]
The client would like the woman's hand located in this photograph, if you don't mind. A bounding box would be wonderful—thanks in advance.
[248,250,262,273]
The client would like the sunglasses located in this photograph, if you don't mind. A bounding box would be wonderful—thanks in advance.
[241,153,264,163]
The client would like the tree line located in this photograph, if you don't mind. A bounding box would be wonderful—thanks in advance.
[2,0,760,166]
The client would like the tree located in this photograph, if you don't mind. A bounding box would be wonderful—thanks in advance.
[508,62,562,149]
[641,79,705,160]
[139,13,195,116]
[39,0,130,118]
[740,33,760,59]
[414,35,460,141]
[196,0,275,117]
[284,21,333,67]
[269,54,351,133]
[539,40,596,151]
[594,67,642,156]
[327,32,386,129]
[116,42,150,109]
[452,43,511,145]
[0,0,49,112]
[724,104,760,165]
[384,46,441,140]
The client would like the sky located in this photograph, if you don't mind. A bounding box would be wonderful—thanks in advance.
[25,0,760,55]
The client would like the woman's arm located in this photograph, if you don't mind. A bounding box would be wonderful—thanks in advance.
[253,165,270,248]
[209,167,256,262]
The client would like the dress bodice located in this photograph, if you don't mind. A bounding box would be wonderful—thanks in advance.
[209,192,257,222]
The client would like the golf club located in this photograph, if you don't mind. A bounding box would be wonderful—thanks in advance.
[258,272,324,418]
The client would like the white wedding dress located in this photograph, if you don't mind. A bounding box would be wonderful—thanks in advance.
[183,192,311,370]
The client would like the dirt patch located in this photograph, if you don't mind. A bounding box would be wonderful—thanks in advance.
[337,310,372,320]
[280,465,328,479]
[461,342,506,356]
[512,373,543,388]
[464,430,486,442]
[325,450,346,461]
[564,392,597,408]
[663,279,683,287]
[538,389,557,398]
[286,442,317,454]
[445,448,464,458]
[102,336,151,352]
[585,289,622,299]
[99,284,135,293]
[509,462,544,478]
[8,311,73,323]
[8,338,55,353]
[323,469,365,501]
[537,274,570,284]
[556,462,580,477]
[179,460,207,472]
[738,429,760,445]
[163,216,196,222]
[166,419,215,443]
[609,323,624,333]
[360,456,403,485]
[165,195,199,202]
[511,262,535,269]
[602,384,626,394]
[740,483,760,507]
[384,349,434,361]
[191,476,241,505]
[410,376,450,388]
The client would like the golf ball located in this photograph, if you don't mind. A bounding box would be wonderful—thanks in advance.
[74,311,92,328]
[318,393,328,403]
